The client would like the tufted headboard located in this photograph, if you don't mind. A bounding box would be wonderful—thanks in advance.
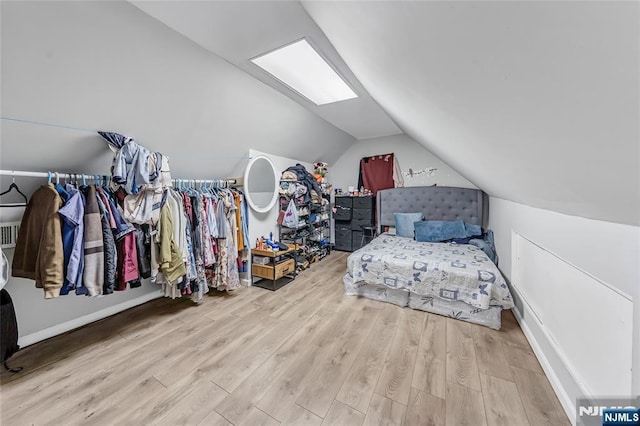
[376,186,489,233]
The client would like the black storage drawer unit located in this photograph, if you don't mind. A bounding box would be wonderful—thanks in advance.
[334,239,351,251]
[334,195,375,252]
[351,219,372,231]
[335,225,352,240]
[334,224,352,251]
[351,231,363,249]
[352,197,374,209]
[335,197,352,208]
[334,205,352,221]
[352,208,373,221]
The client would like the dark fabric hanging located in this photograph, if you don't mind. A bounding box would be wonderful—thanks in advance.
[1,289,21,371]
[358,153,396,195]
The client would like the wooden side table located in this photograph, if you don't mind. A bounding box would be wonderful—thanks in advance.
[251,244,297,291]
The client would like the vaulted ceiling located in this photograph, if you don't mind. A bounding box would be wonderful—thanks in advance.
[134,1,638,226]
[131,1,401,140]
[301,1,639,226]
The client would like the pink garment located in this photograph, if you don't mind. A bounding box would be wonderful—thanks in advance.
[200,198,215,267]
[116,232,139,291]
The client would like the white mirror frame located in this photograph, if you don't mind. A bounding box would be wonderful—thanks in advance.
[243,155,279,214]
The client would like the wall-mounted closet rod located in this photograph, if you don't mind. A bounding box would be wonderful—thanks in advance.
[0,169,104,180]
[174,178,237,185]
[0,170,238,185]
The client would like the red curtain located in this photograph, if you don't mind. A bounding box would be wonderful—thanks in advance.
[359,153,395,195]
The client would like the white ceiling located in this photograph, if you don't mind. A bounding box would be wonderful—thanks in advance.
[130,1,401,141]
[302,1,639,226]
[133,1,638,225]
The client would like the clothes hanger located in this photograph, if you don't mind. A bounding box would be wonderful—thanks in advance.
[0,172,28,207]
[187,179,197,196]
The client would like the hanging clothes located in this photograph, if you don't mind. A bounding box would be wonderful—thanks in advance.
[111,140,151,195]
[233,191,244,251]
[96,186,121,294]
[81,185,104,297]
[95,192,117,294]
[116,232,139,291]
[12,184,64,299]
[167,189,188,262]
[239,190,250,249]
[56,183,85,295]
[158,202,186,283]
[135,224,152,280]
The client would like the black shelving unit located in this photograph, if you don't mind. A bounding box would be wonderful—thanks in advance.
[277,180,331,269]
[334,195,375,252]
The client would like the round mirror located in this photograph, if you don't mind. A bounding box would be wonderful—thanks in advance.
[244,155,278,213]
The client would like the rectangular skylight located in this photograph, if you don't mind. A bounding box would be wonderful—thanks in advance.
[251,39,358,106]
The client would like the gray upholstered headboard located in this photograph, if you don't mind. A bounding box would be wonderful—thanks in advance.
[376,186,489,233]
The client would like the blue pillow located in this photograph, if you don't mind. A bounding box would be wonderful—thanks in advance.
[394,212,424,238]
[464,222,482,237]
[414,220,467,242]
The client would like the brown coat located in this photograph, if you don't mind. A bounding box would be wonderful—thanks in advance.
[12,183,64,298]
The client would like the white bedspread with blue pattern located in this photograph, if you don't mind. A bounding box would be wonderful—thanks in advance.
[347,234,514,310]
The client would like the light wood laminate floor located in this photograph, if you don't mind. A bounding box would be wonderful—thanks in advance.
[0,252,570,425]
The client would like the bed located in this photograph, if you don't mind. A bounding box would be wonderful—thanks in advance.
[343,186,513,329]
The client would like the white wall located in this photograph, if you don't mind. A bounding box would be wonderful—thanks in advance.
[489,197,640,422]
[0,1,354,177]
[329,134,475,192]
[0,1,353,346]
[304,1,639,226]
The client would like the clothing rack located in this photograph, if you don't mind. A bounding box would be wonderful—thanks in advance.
[0,170,238,186]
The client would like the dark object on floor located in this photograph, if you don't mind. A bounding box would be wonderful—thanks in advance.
[360,225,377,246]
[1,289,22,372]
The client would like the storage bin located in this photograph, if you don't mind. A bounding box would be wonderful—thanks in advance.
[334,205,352,220]
[352,196,374,209]
[352,208,373,220]
[253,255,269,265]
[335,197,352,208]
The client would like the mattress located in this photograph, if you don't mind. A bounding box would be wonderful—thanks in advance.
[343,274,502,329]
[346,234,514,310]
[344,233,513,329]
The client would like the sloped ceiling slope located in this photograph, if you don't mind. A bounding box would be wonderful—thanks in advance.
[303,1,639,225]
[131,1,401,140]
[1,1,355,180]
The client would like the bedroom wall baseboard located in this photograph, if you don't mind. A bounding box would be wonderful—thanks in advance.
[511,306,577,426]
[17,290,163,348]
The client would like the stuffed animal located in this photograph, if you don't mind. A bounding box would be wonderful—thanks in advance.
[314,162,328,176]
[313,162,328,183]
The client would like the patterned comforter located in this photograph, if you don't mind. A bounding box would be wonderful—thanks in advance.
[346,234,514,310]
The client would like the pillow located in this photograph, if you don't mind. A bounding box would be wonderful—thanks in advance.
[464,222,482,238]
[414,220,467,242]
[394,212,424,238]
